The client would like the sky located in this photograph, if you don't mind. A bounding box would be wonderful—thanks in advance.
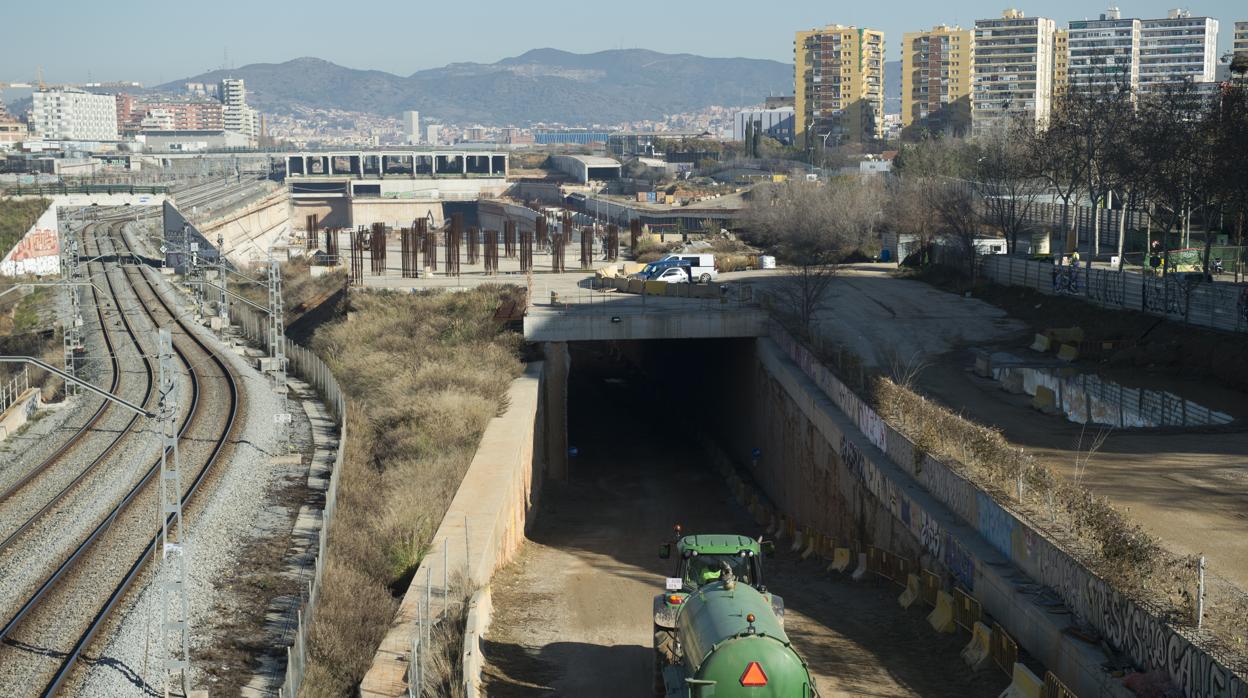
[3,0,1243,86]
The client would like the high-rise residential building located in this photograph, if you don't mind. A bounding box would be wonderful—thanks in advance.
[972,9,1056,137]
[794,24,886,147]
[402,110,420,144]
[31,89,119,141]
[901,25,974,137]
[426,124,441,146]
[1053,30,1070,95]
[0,103,23,146]
[1231,21,1247,58]
[117,94,224,134]
[1138,10,1218,90]
[1067,8,1141,92]
[219,78,256,140]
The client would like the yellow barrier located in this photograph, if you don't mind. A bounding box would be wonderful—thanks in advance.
[999,663,1044,698]
[898,574,920,608]
[1029,333,1052,352]
[927,591,957,633]
[960,621,992,670]
[1057,343,1079,362]
[644,280,667,296]
[1032,385,1058,414]
[828,548,851,573]
[1043,671,1078,698]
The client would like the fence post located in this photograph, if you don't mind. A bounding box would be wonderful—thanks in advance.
[1197,555,1206,629]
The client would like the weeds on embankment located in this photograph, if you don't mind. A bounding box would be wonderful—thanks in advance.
[299,286,523,697]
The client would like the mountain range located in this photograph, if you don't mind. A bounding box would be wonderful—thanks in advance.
[160,49,795,126]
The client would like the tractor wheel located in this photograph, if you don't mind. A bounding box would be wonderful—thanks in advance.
[653,626,677,696]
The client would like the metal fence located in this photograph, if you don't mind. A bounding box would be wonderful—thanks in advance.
[230,302,347,698]
[981,255,1248,334]
[0,367,31,413]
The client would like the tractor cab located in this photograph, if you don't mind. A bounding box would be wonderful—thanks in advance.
[654,527,781,634]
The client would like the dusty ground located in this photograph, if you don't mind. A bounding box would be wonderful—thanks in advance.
[482,347,1006,698]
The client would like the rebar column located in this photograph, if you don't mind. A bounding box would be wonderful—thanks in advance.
[630,219,641,256]
[551,231,565,273]
[350,228,365,285]
[580,226,592,269]
[536,215,549,251]
[484,229,498,274]
[371,222,387,275]
[467,226,479,265]
[520,228,533,272]
[503,220,516,258]
[607,223,619,261]
[446,213,462,276]
[306,214,319,250]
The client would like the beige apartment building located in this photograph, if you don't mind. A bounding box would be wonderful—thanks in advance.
[795,25,886,147]
[1053,29,1069,95]
[901,25,974,137]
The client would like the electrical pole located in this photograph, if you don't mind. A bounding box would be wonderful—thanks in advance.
[156,328,191,697]
[217,234,228,323]
[61,223,84,396]
[268,259,290,444]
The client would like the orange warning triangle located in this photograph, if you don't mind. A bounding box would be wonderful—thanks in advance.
[740,661,768,686]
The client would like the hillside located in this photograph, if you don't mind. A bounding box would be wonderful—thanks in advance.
[160,49,793,125]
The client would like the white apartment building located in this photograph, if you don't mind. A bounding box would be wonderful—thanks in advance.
[973,9,1057,137]
[220,77,257,141]
[31,89,119,141]
[403,110,420,144]
[1139,10,1218,90]
[1067,8,1140,91]
[426,124,441,145]
[1234,21,1247,58]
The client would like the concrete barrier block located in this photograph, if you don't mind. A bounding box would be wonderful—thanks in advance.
[973,354,992,378]
[851,553,868,581]
[789,528,804,553]
[828,548,851,573]
[665,282,680,297]
[1032,385,1059,414]
[961,621,992,671]
[644,280,666,296]
[1057,343,1079,362]
[927,591,957,633]
[1001,372,1025,394]
[627,279,644,294]
[999,663,1044,698]
[1029,333,1051,353]
[898,573,920,608]
[774,516,787,541]
[615,277,629,291]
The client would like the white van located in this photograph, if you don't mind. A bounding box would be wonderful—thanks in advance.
[659,253,717,283]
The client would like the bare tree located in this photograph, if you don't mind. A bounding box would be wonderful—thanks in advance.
[743,179,878,330]
[930,180,982,279]
[975,122,1044,255]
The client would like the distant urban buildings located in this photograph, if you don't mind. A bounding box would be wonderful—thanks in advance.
[901,25,974,137]
[1236,21,1248,56]
[32,89,119,141]
[795,24,886,147]
[402,110,420,144]
[533,128,611,145]
[116,94,224,135]
[426,124,441,145]
[1053,29,1069,94]
[732,105,796,145]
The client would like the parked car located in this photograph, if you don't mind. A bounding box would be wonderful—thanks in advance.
[651,265,692,283]
[634,258,687,280]
[659,253,717,283]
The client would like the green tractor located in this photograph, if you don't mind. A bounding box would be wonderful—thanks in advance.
[653,530,815,697]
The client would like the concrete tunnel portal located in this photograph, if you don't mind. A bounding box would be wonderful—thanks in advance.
[481,337,1007,697]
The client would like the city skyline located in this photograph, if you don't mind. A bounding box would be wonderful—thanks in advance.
[2,0,1243,86]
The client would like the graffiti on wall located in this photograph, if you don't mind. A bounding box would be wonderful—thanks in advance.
[942,534,975,591]
[1,204,60,277]
[1087,578,1246,698]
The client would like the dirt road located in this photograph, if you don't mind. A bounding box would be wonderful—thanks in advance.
[482,346,1005,697]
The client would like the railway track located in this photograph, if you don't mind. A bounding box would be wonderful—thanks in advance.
[0,218,242,696]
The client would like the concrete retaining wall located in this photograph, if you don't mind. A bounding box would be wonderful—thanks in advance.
[196,187,293,265]
[360,361,546,697]
[0,388,41,442]
[761,325,1244,698]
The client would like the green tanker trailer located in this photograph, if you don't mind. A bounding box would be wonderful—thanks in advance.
[655,573,817,697]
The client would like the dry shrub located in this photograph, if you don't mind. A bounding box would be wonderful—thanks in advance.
[302,286,523,696]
